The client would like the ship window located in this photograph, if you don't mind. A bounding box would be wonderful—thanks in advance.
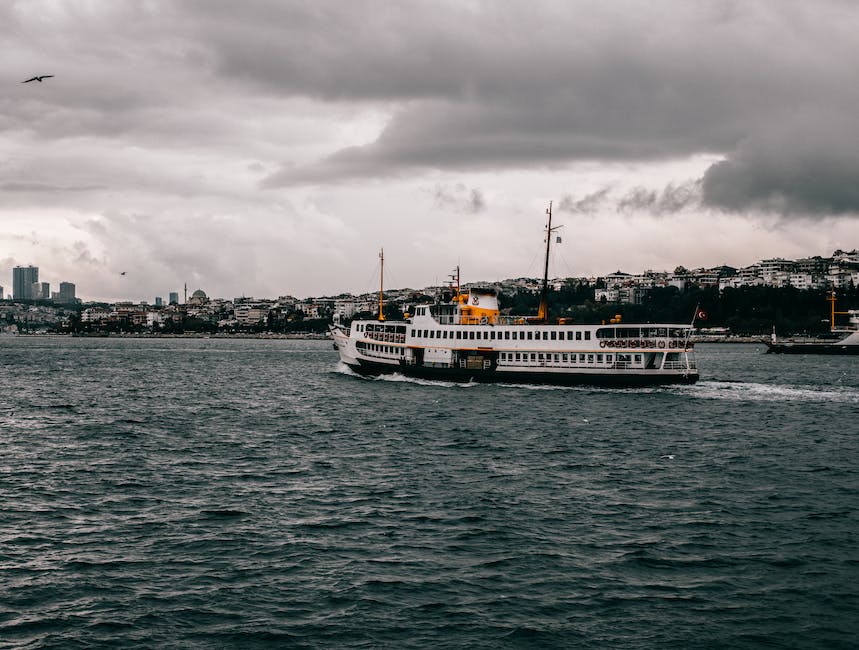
[587,354,594,363]
[576,331,582,340]
[469,331,475,340]
[635,354,642,364]
[538,353,544,361]
[579,354,585,363]
[490,331,495,339]
[596,328,614,339]
[543,332,548,340]
[584,331,591,340]
[429,331,434,338]
[456,331,461,339]
[515,353,521,361]
[606,355,613,362]
[551,331,557,340]
[553,354,559,362]
[505,331,510,340]
[597,354,603,363]
[527,332,533,340]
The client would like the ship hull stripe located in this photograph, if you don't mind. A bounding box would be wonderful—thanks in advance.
[345,359,698,386]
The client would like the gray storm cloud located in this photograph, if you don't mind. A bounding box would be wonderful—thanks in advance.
[702,115,859,216]
[236,1,859,219]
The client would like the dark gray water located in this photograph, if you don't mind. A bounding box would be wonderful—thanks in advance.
[1,337,857,648]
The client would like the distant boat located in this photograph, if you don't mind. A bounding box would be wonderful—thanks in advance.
[331,204,700,386]
[767,292,859,355]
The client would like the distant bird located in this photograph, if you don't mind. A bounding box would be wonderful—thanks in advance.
[120,271,127,276]
[22,75,54,83]
[660,454,675,460]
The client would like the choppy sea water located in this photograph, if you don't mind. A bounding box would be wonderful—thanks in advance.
[1,337,857,649]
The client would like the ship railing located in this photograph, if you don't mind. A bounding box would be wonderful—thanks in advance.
[663,360,696,370]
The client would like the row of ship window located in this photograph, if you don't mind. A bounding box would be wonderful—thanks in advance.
[356,341,402,357]
[412,329,592,341]
[499,352,643,365]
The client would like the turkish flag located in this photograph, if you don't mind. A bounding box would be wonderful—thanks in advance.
[696,309,708,321]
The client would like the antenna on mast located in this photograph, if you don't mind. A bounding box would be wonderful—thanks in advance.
[378,248,385,322]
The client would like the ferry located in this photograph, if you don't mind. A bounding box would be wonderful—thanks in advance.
[331,204,699,386]
[767,292,859,355]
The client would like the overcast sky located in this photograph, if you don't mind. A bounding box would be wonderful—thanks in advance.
[2,1,858,301]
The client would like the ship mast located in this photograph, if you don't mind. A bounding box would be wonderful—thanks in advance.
[537,201,562,322]
[378,248,385,321]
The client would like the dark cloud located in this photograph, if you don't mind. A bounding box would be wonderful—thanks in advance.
[617,180,702,215]
[428,183,486,214]
[558,188,611,214]
[252,0,859,208]
[702,114,859,217]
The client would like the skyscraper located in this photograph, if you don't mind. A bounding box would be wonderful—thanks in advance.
[155,296,163,307]
[58,282,76,304]
[169,292,179,305]
[12,266,38,300]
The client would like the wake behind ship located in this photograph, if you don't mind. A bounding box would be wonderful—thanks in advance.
[331,203,698,387]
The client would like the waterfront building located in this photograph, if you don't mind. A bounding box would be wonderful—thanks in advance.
[13,266,38,300]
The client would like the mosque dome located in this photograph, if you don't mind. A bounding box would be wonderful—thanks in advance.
[191,289,207,299]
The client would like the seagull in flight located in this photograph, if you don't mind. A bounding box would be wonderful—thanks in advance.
[22,75,54,83]
[120,271,127,276]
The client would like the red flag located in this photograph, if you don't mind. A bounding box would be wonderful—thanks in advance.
[696,309,708,321]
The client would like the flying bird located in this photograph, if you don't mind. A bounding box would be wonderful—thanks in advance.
[120,271,127,276]
[22,75,54,83]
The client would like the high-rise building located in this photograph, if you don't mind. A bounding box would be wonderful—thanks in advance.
[169,291,179,305]
[155,296,163,307]
[58,282,76,304]
[0,285,4,300]
[13,265,39,300]
[34,282,50,300]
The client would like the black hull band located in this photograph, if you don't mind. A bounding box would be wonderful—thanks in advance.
[345,359,698,386]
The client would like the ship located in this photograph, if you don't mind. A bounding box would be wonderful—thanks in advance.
[330,203,700,386]
[766,292,859,355]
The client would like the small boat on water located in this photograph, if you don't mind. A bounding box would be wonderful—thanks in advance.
[330,204,700,386]
[766,292,859,355]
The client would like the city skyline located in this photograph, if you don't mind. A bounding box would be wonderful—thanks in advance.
[2,2,858,301]
[7,247,857,304]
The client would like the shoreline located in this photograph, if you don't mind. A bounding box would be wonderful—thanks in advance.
[5,332,837,344]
